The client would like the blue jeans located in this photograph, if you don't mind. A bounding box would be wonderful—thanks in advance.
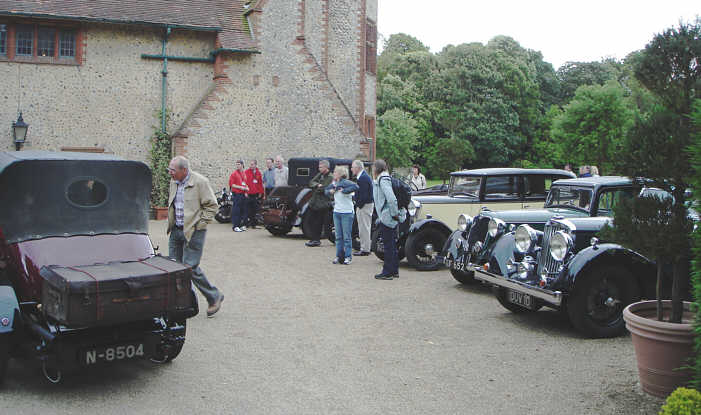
[168,228,220,305]
[333,212,354,260]
[380,223,399,275]
[230,193,248,228]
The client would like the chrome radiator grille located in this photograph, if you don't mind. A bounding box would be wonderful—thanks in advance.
[537,221,570,277]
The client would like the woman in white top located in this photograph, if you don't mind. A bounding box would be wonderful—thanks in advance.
[408,165,426,190]
[325,166,359,264]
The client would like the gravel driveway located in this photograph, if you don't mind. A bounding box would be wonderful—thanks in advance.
[0,220,663,414]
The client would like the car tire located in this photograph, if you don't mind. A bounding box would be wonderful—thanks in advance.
[150,321,186,364]
[265,225,292,236]
[450,268,475,284]
[494,287,542,313]
[214,205,231,223]
[405,228,447,271]
[566,265,640,338]
[371,227,405,261]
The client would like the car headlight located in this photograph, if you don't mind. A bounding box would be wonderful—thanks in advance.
[550,231,573,261]
[407,199,420,217]
[487,218,506,238]
[514,224,537,254]
[457,214,473,232]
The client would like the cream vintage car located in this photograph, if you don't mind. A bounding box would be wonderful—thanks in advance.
[372,168,575,271]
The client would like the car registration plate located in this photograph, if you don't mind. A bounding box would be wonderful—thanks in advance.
[82,342,145,365]
[507,290,537,310]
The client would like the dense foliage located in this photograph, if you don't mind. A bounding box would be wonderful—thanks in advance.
[659,387,701,415]
[690,100,701,390]
[374,29,678,178]
[150,111,172,207]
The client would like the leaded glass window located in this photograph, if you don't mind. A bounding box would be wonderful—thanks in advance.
[0,25,7,55]
[16,25,33,56]
[59,30,75,57]
[38,27,55,57]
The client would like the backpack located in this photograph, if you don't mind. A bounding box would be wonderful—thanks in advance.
[380,176,412,210]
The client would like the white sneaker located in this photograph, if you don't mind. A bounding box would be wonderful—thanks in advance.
[234,227,243,232]
[343,257,352,265]
[241,226,247,231]
[332,257,341,264]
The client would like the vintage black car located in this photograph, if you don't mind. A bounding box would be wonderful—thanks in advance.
[373,168,575,271]
[442,176,639,284]
[470,178,694,338]
[262,157,372,246]
[0,151,198,384]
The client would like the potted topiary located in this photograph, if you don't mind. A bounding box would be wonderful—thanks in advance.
[150,111,172,220]
[603,21,700,397]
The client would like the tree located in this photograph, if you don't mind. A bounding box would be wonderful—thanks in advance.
[550,81,634,173]
[556,59,622,102]
[687,99,701,389]
[424,136,475,180]
[613,19,701,323]
[376,109,419,170]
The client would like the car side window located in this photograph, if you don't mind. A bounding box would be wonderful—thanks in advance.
[523,175,548,200]
[484,176,519,200]
[596,188,634,217]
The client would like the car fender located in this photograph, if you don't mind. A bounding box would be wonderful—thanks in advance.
[440,230,465,260]
[408,219,453,239]
[0,285,20,335]
[559,243,655,294]
[486,232,517,276]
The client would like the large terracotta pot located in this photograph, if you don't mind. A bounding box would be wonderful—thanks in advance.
[623,300,695,398]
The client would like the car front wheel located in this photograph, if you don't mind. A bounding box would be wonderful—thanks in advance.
[0,343,8,386]
[405,228,446,271]
[566,266,640,338]
[450,268,475,284]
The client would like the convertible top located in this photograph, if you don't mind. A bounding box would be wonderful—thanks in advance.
[0,151,151,244]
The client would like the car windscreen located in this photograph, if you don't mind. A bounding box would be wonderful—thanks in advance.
[545,186,593,212]
[449,176,480,197]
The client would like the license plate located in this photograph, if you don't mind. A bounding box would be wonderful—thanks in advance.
[82,342,145,365]
[451,257,466,272]
[507,290,537,310]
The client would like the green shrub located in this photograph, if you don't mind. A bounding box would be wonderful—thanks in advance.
[659,387,701,415]
[149,111,172,207]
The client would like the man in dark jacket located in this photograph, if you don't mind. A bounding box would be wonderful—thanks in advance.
[305,159,333,247]
[351,159,373,256]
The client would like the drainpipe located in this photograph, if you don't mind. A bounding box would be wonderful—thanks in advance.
[161,26,171,134]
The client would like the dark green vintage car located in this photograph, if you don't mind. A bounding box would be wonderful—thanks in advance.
[440,176,638,284]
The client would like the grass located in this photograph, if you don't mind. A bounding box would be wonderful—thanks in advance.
[426,179,445,187]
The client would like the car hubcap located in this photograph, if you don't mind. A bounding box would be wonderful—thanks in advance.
[424,243,434,256]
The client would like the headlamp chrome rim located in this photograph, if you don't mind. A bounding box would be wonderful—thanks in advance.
[408,199,420,216]
[550,231,573,261]
[488,218,506,238]
[514,224,537,254]
[457,213,473,232]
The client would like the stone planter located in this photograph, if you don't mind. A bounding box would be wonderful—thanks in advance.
[623,300,695,398]
[152,206,169,221]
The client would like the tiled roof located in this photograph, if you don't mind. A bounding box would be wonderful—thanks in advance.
[0,0,256,50]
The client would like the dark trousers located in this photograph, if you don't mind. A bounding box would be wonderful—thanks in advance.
[230,193,248,228]
[380,223,399,276]
[246,193,262,226]
[309,207,331,241]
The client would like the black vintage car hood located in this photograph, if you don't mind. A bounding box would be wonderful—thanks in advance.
[480,208,590,224]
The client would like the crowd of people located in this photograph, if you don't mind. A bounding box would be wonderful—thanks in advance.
[165,155,413,319]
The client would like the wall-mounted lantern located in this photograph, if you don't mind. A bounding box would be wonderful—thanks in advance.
[12,112,28,151]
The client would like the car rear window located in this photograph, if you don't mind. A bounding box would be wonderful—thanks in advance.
[66,178,108,207]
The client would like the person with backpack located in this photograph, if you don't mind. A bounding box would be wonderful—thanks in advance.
[372,159,407,280]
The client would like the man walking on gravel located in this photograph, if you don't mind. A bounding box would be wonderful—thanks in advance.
[167,156,224,317]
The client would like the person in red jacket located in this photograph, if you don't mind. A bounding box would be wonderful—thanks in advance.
[244,159,264,228]
[229,160,249,232]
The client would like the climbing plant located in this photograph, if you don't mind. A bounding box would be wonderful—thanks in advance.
[150,110,172,207]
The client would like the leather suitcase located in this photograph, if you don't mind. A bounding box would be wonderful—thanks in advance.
[40,255,194,327]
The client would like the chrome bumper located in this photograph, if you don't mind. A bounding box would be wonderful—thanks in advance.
[474,269,563,306]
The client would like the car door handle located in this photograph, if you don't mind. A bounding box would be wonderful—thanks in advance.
[523,205,530,209]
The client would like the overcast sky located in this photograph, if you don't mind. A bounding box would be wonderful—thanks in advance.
[377,0,699,69]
